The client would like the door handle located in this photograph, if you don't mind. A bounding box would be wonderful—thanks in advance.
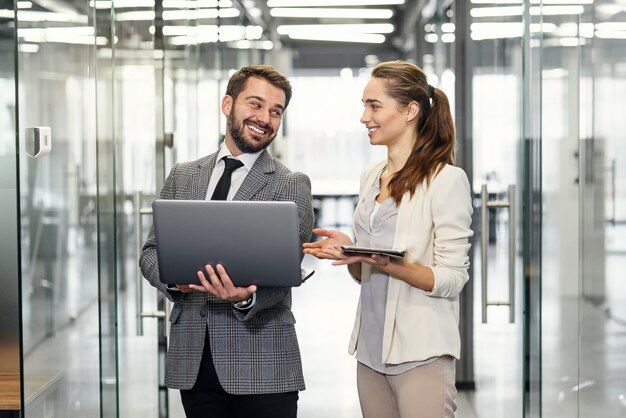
[135,191,161,336]
[481,184,516,323]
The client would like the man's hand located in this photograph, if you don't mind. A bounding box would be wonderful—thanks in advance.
[189,264,257,302]
[175,285,194,293]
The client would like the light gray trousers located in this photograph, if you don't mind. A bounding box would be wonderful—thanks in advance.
[357,356,457,418]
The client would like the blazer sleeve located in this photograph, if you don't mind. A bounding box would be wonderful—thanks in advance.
[233,171,314,321]
[139,163,186,303]
[425,167,474,299]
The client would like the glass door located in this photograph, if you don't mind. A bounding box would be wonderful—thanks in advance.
[14,0,103,415]
[422,1,543,415]
[464,2,527,415]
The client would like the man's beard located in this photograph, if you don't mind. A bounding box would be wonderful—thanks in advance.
[228,113,276,154]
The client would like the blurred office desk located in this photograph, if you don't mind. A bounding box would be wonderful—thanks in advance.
[311,180,359,230]
[0,373,20,418]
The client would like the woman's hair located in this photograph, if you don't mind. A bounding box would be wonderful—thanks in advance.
[371,60,455,204]
[226,65,293,108]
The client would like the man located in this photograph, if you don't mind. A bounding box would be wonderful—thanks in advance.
[140,65,314,418]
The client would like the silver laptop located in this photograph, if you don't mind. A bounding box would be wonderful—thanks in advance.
[152,199,305,287]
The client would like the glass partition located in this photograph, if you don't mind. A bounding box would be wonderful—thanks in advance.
[14,0,102,415]
[576,2,626,416]
[0,1,22,415]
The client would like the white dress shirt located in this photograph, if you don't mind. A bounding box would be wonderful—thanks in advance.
[205,145,263,201]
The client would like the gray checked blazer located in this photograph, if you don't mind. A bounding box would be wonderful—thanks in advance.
[140,149,314,395]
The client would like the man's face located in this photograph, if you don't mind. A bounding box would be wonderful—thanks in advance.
[222,76,286,154]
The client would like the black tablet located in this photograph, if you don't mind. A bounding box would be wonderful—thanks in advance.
[340,245,406,260]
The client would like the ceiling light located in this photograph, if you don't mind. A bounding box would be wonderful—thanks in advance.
[286,33,386,43]
[116,7,239,20]
[19,43,39,53]
[536,6,584,15]
[559,37,584,46]
[13,10,87,22]
[471,6,522,17]
[17,2,32,9]
[270,8,393,19]
[162,0,226,7]
[441,23,455,33]
[90,0,154,8]
[441,33,455,43]
[277,23,394,35]
[228,40,273,49]
[471,22,557,40]
[471,0,591,3]
[471,5,584,17]
[595,30,626,39]
[268,0,403,6]
[595,22,626,31]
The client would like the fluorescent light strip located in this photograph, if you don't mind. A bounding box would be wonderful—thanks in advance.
[162,0,232,8]
[287,33,386,43]
[470,22,556,40]
[553,22,594,38]
[90,0,232,9]
[268,0,403,6]
[164,8,239,19]
[595,30,626,39]
[19,43,39,53]
[14,10,88,22]
[90,0,153,8]
[17,27,107,45]
[228,40,273,50]
[18,26,95,36]
[441,23,455,33]
[595,22,626,31]
[270,8,393,19]
[471,0,592,3]
[277,23,394,35]
[471,5,584,17]
[537,5,584,15]
[441,33,455,43]
[116,7,238,20]
[471,6,522,18]
[153,24,261,39]
[17,1,32,9]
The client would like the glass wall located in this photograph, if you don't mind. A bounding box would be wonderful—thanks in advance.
[420,1,626,416]
[14,0,101,414]
[0,0,22,414]
[6,0,626,416]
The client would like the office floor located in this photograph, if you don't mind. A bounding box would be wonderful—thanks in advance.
[21,212,626,417]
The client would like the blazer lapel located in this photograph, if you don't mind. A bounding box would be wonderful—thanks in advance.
[233,150,274,201]
[187,153,217,200]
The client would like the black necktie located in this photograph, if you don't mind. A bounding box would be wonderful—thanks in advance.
[211,157,244,200]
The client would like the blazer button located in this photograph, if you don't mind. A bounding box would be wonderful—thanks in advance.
[199,307,207,318]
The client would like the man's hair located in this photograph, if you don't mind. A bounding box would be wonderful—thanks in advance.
[225,65,292,108]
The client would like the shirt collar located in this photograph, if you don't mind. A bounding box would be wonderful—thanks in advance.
[216,144,263,171]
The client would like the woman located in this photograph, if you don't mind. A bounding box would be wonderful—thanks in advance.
[303,60,473,418]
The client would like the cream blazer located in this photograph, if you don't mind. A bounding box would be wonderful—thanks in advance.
[348,161,473,364]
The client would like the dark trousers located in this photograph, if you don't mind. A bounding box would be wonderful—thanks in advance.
[180,332,298,418]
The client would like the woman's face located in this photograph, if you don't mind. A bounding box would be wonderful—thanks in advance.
[360,77,412,147]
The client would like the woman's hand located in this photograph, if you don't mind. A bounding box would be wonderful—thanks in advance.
[333,253,392,270]
[303,228,353,260]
